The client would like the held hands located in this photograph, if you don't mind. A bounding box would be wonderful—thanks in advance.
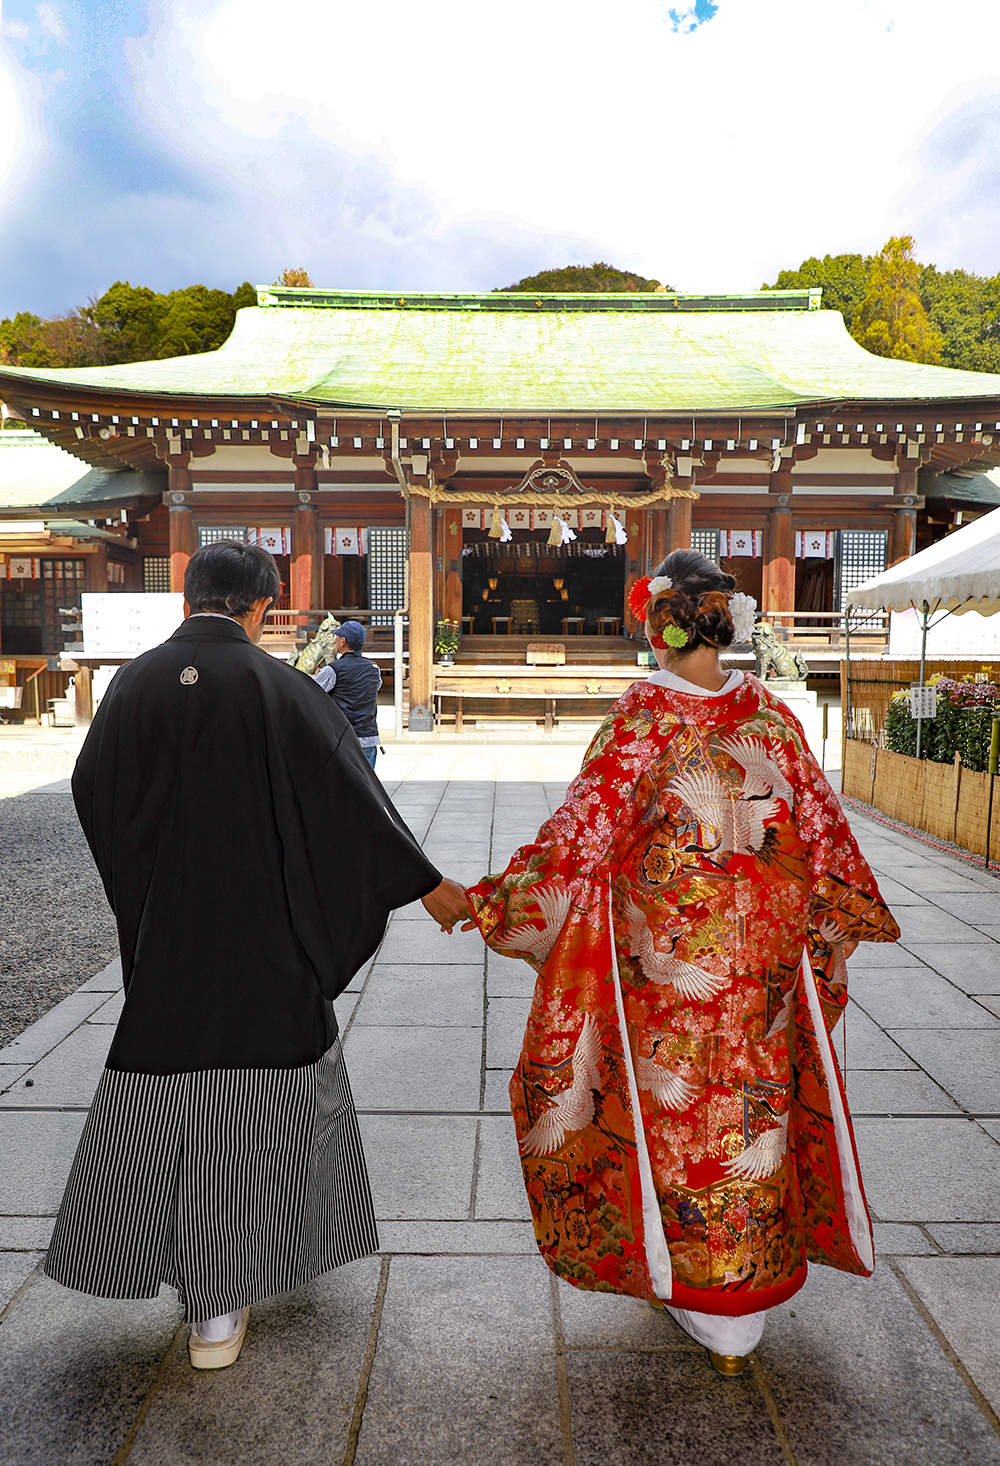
[422,878,474,934]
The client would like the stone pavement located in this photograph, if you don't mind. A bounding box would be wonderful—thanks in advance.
[2,738,1000,1465]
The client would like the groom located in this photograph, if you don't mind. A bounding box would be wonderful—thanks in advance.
[46,540,468,1367]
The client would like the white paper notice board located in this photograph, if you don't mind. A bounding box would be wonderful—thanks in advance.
[82,594,185,658]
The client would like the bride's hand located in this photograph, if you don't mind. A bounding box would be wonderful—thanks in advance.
[421,878,474,933]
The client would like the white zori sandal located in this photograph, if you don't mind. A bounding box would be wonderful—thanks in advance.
[188,1308,250,1370]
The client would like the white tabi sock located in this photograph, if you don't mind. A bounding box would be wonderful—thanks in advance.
[193,1310,241,1343]
[666,1305,767,1356]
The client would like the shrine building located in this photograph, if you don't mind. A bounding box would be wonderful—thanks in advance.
[2,285,1000,727]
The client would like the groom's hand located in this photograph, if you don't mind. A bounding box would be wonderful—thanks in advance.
[422,878,474,933]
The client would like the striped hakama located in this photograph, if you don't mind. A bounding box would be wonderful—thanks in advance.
[45,1039,377,1321]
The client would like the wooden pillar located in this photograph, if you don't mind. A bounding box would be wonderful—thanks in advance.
[291,458,321,610]
[666,493,693,554]
[444,506,463,625]
[623,506,648,635]
[168,506,194,594]
[74,665,93,725]
[648,508,668,574]
[891,460,918,566]
[434,507,446,629]
[167,455,195,594]
[408,495,434,729]
[292,504,321,610]
[762,466,794,618]
[85,542,109,593]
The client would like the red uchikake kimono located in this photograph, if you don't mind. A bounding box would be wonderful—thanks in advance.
[468,673,899,1315]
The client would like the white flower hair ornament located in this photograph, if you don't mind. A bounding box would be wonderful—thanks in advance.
[729,593,757,643]
[647,575,673,597]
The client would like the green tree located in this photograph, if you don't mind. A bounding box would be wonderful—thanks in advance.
[853,236,943,363]
[232,281,258,311]
[498,261,668,293]
[0,311,49,367]
[156,285,238,358]
[84,282,165,364]
[0,309,98,368]
[916,265,1000,373]
[762,252,871,332]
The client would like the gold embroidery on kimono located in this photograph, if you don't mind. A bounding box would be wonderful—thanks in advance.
[468,674,899,1314]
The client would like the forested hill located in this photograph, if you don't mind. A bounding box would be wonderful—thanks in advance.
[0,281,257,372]
[763,236,1000,374]
[3,242,999,378]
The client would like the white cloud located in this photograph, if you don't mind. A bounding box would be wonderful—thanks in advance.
[133,0,1000,289]
[35,3,67,44]
[897,81,1000,275]
[4,0,1000,315]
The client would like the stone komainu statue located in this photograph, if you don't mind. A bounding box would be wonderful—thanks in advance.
[751,622,810,680]
[292,613,342,674]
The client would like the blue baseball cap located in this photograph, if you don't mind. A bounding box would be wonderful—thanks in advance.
[335,620,367,648]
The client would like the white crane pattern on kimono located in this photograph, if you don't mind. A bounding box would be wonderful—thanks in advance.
[814,916,851,987]
[763,976,797,1040]
[667,761,781,858]
[633,1036,701,1110]
[717,735,795,813]
[520,1014,603,1155]
[623,899,729,1001]
[495,882,572,961]
[724,1112,789,1181]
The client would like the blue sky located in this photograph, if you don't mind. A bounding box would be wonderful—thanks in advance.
[1,0,999,318]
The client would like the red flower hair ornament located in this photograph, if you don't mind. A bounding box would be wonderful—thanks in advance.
[629,574,678,649]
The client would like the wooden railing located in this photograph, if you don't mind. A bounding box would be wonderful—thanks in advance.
[762,610,888,649]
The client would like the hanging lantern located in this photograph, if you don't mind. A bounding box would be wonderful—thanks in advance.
[488,576,498,590]
[553,578,564,590]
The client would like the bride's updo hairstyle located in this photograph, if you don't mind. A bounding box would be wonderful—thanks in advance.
[646,548,738,652]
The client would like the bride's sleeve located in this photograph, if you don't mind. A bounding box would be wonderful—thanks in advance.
[466,701,662,961]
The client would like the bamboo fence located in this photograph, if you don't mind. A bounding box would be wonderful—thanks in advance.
[840,658,1000,747]
[843,738,1000,861]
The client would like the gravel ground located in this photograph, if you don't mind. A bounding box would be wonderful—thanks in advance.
[0,736,118,1050]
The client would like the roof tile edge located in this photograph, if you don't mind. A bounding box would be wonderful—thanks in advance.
[253,287,821,313]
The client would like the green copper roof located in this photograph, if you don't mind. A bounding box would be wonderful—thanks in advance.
[0,430,162,513]
[2,291,1000,414]
[253,287,823,313]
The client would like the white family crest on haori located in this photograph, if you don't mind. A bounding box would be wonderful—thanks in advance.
[717,735,794,811]
[633,1036,700,1110]
[495,882,571,959]
[723,1112,789,1181]
[668,765,780,857]
[623,900,728,1000]
[520,1014,602,1155]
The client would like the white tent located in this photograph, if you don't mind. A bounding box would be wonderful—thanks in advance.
[846,503,1000,616]
[844,504,1000,758]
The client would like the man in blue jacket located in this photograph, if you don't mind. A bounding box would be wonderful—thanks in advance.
[314,619,382,767]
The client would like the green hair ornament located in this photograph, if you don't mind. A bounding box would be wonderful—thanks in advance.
[662,624,690,649]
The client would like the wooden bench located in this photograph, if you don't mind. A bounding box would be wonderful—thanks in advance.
[433,664,646,732]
